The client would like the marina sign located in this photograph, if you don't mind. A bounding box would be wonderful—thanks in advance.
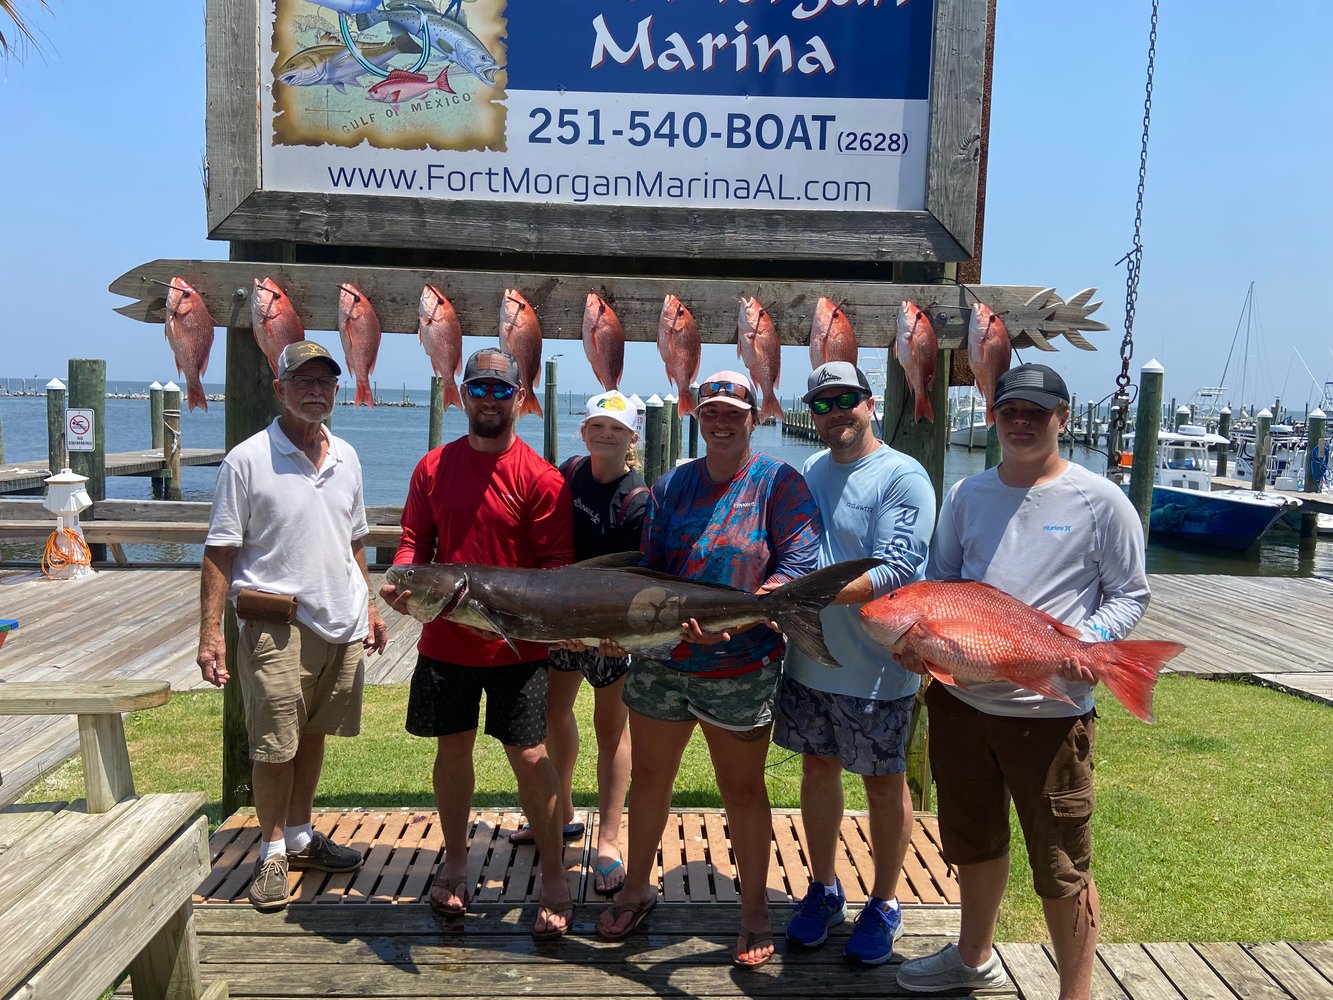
[206,0,986,261]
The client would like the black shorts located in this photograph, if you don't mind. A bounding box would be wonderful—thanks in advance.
[406,655,548,747]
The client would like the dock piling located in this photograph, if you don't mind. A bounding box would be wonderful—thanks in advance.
[1251,409,1273,492]
[162,382,182,502]
[543,358,559,465]
[1301,408,1327,552]
[428,376,443,450]
[45,379,66,478]
[1127,360,1165,541]
[643,395,666,485]
[665,395,680,468]
[1216,407,1232,478]
[67,359,107,561]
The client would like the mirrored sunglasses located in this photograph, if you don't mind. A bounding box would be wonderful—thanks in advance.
[283,375,339,392]
[464,382,517,400]
[809,390,867,415]
[699,380,751,404]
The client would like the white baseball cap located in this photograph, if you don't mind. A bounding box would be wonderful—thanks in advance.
[581,390,638,432]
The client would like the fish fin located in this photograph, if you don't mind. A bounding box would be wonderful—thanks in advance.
[332,81,348,94]
[441,380,463,413]
[1005,672,1078,707]
[355,380,375,407]
[520,392,544,418]
[574,552,644,569]
[466,600,523,659]
[759,395,784,423]
[677,391,696,417]
[913,392,935,423]
[923,664,966,690]
[1090,640,1185,723]
[1027,608,1085,640]
[767,558,884,665]
[186,379,209,414]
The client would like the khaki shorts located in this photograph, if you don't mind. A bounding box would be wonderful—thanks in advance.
[926,682,1096,899]
[623,657,780,731]
[236,619,365,764]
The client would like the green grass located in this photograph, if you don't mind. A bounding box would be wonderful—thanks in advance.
[22,675,1332,943]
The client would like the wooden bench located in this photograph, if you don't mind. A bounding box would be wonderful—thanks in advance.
[0,681,224,1000]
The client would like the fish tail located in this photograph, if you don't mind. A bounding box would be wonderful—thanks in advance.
[759,394,785,423]
[355,379,375,407]
[521,390,544,418]
[767,558,883,665]
[677,388,696,417]
[1091,640,1186,723]
[186,377,209,414]
[913,392,935,424]
[441,380,464,413]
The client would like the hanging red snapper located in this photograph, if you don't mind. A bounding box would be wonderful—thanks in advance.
[418,284,464,413]
[860,580,1185,723]
[809,297,858,368]
[338,283,382,407]
[968,303,1012,427]
[164,278,216,413]
[737,296,784,423]
[894,300,937,423]
[658,294,701,416]
[499,288,543,418]
[582,291,625,392]
[250,278,305,375]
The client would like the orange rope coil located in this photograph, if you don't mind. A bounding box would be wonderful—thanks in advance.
[42,527,92,578]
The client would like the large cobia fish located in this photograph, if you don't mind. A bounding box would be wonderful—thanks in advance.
[357,3,502,86]
[338,283,382,407]
[582,292,625,391]
[384,558,884,666]
[737,296,785,423]
[164,278,216,413]
[658,294,701,416]
[274,36,421,93]
[894,300,937,424]
[859,580,1186,723]
[499,288,543,418]
[250,278,305,375]
[968,303,1012,427]
[809,297,858,369]
[418,284,464,413]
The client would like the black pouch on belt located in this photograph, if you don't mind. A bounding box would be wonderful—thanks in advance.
[235,589,298,625]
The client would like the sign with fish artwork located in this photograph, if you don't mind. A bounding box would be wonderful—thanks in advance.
[209,0,986,260]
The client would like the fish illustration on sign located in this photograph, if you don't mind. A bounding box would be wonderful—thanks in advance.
[356,3,502,86]
[274,35,421,93]
[366,66,454,105]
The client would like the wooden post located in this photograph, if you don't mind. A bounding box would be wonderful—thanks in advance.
[67,359,107,562]
[1174,405,1190,430]
[428,376,444,450]
[967,394,977,452]
[1216,407,1232,478]
[665,395,681,467]
[46,378,66,476]
[985,424,1001,469]
[1250,409,1273,492]
[1067,394,1078,455]
[1300,407,1327,553]
[162,382,183,502]
[687,384,699,458]
[643,395,666,485]
[221,245,285,817]
[543,358,559,465]
[1127,360,1164,541]
[1085,402,1095,445]
[149,381,165,449]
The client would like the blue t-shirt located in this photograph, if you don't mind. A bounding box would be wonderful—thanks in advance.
[641,453,821,674]
[784,444,936,700]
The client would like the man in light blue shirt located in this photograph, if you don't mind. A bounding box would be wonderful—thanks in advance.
[775,362,936,966]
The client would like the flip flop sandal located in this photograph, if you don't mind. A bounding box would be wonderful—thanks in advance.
[732,929,776,969]
[532,899,575,941]
[597,890,659,941]
[428,870,470,919]
[593,857,626,896]
[510,821,586,845]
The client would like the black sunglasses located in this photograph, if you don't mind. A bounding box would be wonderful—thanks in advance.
[809,390,868,415]
[699,380,751,404]
[464,382,517,400]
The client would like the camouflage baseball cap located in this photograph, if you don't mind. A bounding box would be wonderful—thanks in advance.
[462,348,522,388]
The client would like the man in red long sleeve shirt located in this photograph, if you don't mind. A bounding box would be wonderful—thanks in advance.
[380,348,576,939]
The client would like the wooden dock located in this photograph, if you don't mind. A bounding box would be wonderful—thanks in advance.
[2,568,1331,807]
[1211,475,1333,516]
[0,447,225,494]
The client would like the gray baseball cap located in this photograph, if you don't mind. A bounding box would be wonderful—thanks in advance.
[277,341,341,378]
[992,364,1070,410]
[462,348,522,388]
[802,361,872,404]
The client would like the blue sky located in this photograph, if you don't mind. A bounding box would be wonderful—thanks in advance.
[2,1,1330,415]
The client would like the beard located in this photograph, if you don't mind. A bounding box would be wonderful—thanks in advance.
[469,410,510,438]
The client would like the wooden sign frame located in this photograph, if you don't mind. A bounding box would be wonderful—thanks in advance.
[205,0,986,263]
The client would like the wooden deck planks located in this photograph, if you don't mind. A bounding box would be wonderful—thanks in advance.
[0,447,226,494]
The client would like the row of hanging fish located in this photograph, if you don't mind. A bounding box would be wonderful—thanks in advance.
[162,278,1012,424]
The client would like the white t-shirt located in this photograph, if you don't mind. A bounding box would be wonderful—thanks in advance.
[927,462,1150,717]
[205,419,370,643]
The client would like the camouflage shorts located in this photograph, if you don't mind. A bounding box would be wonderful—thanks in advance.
[623,657,781,731]
[773,675,914,776]
[547,646,630,689]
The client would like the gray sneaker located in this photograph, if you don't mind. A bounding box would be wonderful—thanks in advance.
[896,943,1008,993]
[288,832,364,873]
[249,854,292,912]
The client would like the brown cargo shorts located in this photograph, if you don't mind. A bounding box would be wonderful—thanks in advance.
[926,681,1096,899]
[236,619,365,764]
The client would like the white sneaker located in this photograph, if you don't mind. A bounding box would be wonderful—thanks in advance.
[896,943,1008,993]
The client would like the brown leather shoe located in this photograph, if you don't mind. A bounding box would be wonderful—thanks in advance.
[249,854,292,912]
[287,832,364,873]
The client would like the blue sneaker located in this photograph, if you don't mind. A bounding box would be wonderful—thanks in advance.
[785,880,847,948]
[843,896,903,965]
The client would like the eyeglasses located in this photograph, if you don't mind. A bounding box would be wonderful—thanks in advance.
[283,375,338,392]
[464,382,517,400]
[809,391,867,415]
[698,381,751,404]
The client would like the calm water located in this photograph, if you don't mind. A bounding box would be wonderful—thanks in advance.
[2,389,1330,578]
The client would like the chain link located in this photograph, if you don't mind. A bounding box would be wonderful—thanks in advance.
[1107,0,1158,475]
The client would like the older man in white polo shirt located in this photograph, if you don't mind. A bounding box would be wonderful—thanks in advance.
[198,340,388,912]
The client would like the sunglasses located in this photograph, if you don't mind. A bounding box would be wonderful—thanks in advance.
[464,382,517,400]
[698,381,751,404]
[283,375,339,392]
[809,390,868,415]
